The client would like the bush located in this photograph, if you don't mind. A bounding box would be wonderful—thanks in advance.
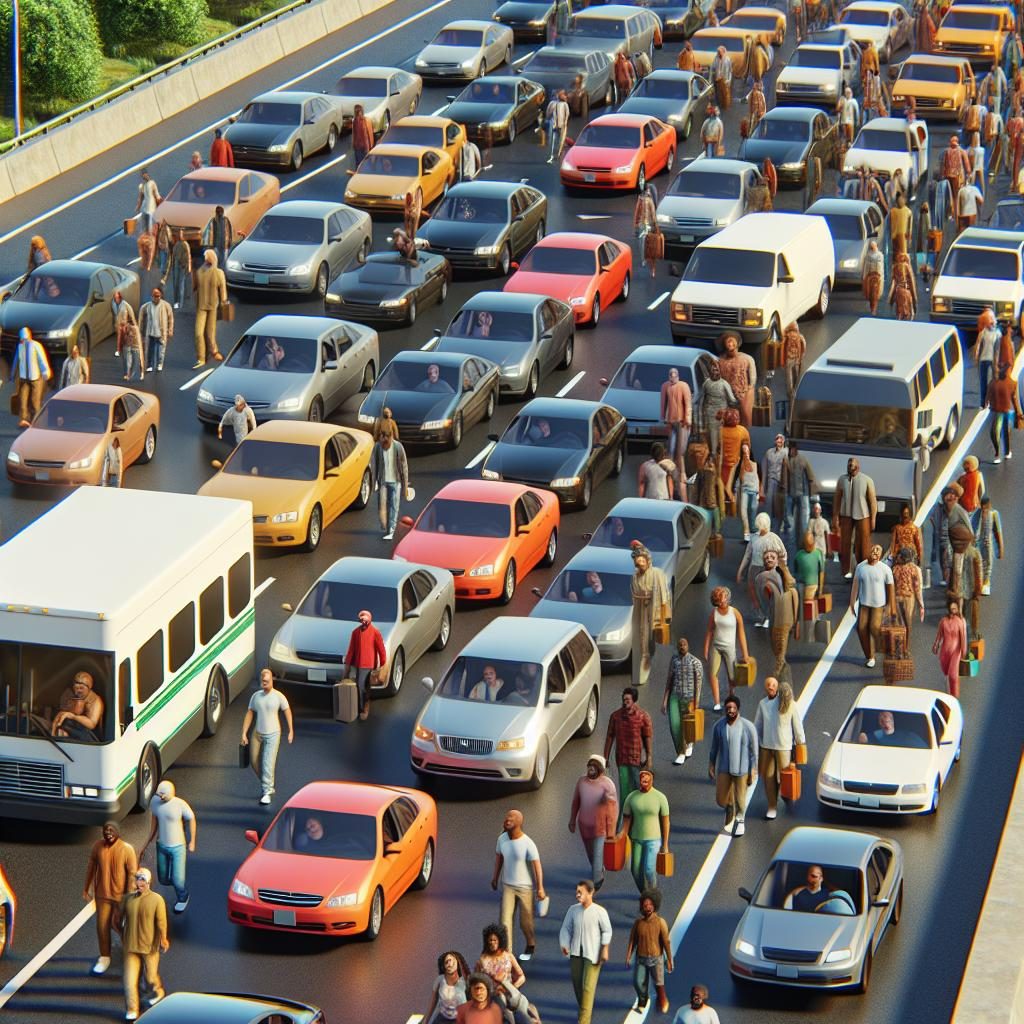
[94,0,211,50]
[0,0,103,106]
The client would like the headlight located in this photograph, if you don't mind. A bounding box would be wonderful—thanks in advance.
[600,627,625,643]
[821,83,837,93]
[268,143,288,153]
[274,397,302,411]
[357,413,376,424]
[327,892,359,908]
[475,244,501,255]
[736,940,756,957]
[779,162,802,171]
[668,114,683,123]
[902,782,927,793]
[657,213,672,224]
[932,296,951,312]
[941,98,954,108]
[344,190,356,200]
[671,301,691,322]
[569,297,587,306]
[714,218,730,226]
[226,258,242,271]
[271,511,299,523]
[231,878,254,899]
[6,452,20,464]
[841,258,859,269]
[198,388,214,403]
[825,948,851,963]
[326,293,342,303]
[68,457,93,470]
[391,193,406,201]
[270,639,292,657]
[422,418,452,430]
[996,301,1015,318]
[45,327,73,339]
[741,308,763,327]
[414,724,435,741]
[415,58,428,68]
[497,737,526,750]
[820,772,841,788]
[380,298,407,307]
[560,159,574,171]
[461,57,477,69]
[414,237,429,246]
[528,16,547,24]
[469,563,496,577]
[481,468,500,479]
[614,164,633,174]
[550,476,580,488]
[288,263,311,276]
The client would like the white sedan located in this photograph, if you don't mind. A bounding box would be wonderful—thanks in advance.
[817,685,962,815]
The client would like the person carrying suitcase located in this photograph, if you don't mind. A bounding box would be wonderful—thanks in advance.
[343,610,386,721]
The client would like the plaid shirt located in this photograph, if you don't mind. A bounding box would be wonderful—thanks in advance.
[665,652,703,702]
[606,706,653,767]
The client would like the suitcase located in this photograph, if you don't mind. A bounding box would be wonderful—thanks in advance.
[959,655,981,678]
[332,679,360,723]
[653,622,671,645]
[656,850,675,878]
[683,708,705,744]
[752,403,772,427]
[827,531,842,554]
[123,217,137,236]
[734,658,757,687]
[970,637,985,662]
[816,592,833,614]
[793,743,808,765]
[802,598,817,621]
[764,339,784,370]
[780,764,801,801]
[685,435,709,477]
[813,617,833,644]
[217,301,235,322]
[603,833,628,872]
[708,534,724,558]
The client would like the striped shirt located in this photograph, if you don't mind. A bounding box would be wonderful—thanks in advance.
[665,652,703,702]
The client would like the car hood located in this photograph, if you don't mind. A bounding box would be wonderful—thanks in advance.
[532,597,629,637]
[197,472,310,515]
[0,300,77,332]
[495,1,552,21]
[442,101,513,124]
[671,281,768,307]
[739,139,808,166]
[339,276,416,303]
[619,97,687,120]
[277,613,396,658]
[420,219,503,249]
[523,68,580,92]
[744,907,860,959]
[419,695,535,740]
[833,741,931,781]
[239,848,372,897]
[394,530,508,572]
[842,24,889,47]
[230,239,320,268]
[658,195,740,219]
[420,44,481,64]
[566,144,638,168]
[486,442,584,482]
[892,80,957,100]
[843,146,909,174]
[601,386,659,422]
[834,238,866,263]
[227,123,295,148]
[337,96,388,118]
[10,429,103,464]
[348,171,419,196]
[203,364,308,406]
[360,388,457,424]
[435,335,529,368]
[933,273,1017,300]
[778,67,837,86]
[506,271,592,303]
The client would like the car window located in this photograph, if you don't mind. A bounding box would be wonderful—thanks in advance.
[547,654,567,694]
[558,648,577,686]
[463,359,481,389]
[423,151,439,172]
[394,796,419,834]
[510,190,528,218]
[446,123,461,144]
[402,578,419,615]
[411,569,436,603]
[327,212,346,238]
[930,706,945,742]
[929,348,945,385]
[777,253,792,281]
[565,629,593,678]
[643,121,656,144]
[112,398,129,427]
[321,338,337,366]
[335,431,357,460]
[99,268,118,293]
[541,300,560,332]
[599,242,617,267]
[239,175,256,200]
[522,490,543,520]
[934,697,952,722]
[381,806,401,845]
[122,393,143,417]
[682,506,705,540]
[324,438,341,473]
[944,333,960,370]
[514,497,531,530]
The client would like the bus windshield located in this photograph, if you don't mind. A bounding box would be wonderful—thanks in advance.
[790,398,911,447]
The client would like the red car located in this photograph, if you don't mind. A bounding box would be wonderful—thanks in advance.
[503,232,632,327]
[227,781,437,940]
[560,113,676,192]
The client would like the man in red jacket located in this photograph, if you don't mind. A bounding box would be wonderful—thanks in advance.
[209,127,235,168]
[344,610,386,720]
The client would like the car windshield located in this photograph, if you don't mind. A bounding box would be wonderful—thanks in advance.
[992,202,1024,228]
[668,170,742,198]
[376,358,460,391]
[696,34,745,51]
[731,14,778,29]
[790,48,841,68]
[33,400,108,433]
[248,215,325,244]
[237,101,300,125]
[853,128,908,152]
[609,360,695,393]
[225,334,318,373]
[525,52,583,70]
[573,17,627,37]
[336,77,389,97]
[634,77,690,99]
[261,808,377,859]
[165,178,237,205]
[433,194,509,222]
[754,118,811,142]
[506,413,590,447]
[416,497,511,537]
[357,153,419,176]
[383,125,445,148]
[791,399,911,446]
[942,10,1000,28]
[432,28,484,45]
[13,273,90,305]
[297,581,397,621]
[576,124,640,149]
[359,260,421,285]
[221,439,320,480]
[591,514,675,551]
[446,308,534,340]
[754,861,864,914]
[544,569,633,604]
[900,61,960,82]
[819,212,864,240]
[841,8,890,25]
[462,81,516,103]
[435,656,544,704]
[942,246,1019,280]
[517,246,597,275]
[684,247,774,286]
[839,708,932,748]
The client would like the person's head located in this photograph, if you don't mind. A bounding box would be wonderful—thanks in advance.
[898,502,912,525]
[586,754,606,778]
[176,228,185,241]
[467,974,493,1008]
[638,768,654,793]
[574,74,584,88]
[71,671,94,700]
[981,495,992,510]
[774,433,785,451]
[803,531,815,553]
[111,437,121,450]
[963,454,979,474]
[847,457,860,477]
[134,866,152,893]
[950,133,960,148]
[723,408,740,428]
[481,664,498,687]
[354,103,364,118]
[724,694,740,722]
[379,430,393,449]
[806,864,825,889]
[868,239,878,253]
[140,168,150,181]
[639,888,661,918]
[844,85,852,99]
[667,367,679,385]
[762,549,779,571]
[740,441,752,463]
[764,676,779,700]
[215,205,225,219]
[150,285,164,305]
[690,985,709,1010]
[482,922,509,955]
[575,879,596,906]
[515,673,532,695]
[502,808,523,836]
[788,440,799,458]
[722,332,739,355]
[234,394,247,413]
[155,780,175,803]
[943,486,960,509]
[558,89,567,102]
[259,668,274,693]
[585,570,602,590]
[708,360,721,380]
[535,418,551,438]
[70,344,81,361]
[812,501,822,519]
[878,710,895,734]
[631,543,651,574]
[437,950,468,978]
[303,816,324,842]
[358,609,373,630]
[717,45,726,57]
[947,597,961,617]
[204,249,217,267]
[215,127,223,140]
[651,441,666,462]
[101,821,120,846]
[897,545,914,566]
[867,543,883,564]
[426,363,440,383]
[710,585,731,610]
[754,512,771,536]
[676,636,689,657]
[621,686,639,711]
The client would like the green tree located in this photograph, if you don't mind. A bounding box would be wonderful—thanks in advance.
[94,0,211,51]
[0,0,103,106]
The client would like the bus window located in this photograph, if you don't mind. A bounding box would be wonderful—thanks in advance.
[915,364,930,404]
[199,578,225,645]
[943,333,960,370]
[929,349,945,386]
[228,553,252,619]
[169,603,196,673]
[137,630,165,704]
[119,659,131,731]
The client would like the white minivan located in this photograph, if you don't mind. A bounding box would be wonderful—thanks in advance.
[789,318,965,513]
[669,212,835,353]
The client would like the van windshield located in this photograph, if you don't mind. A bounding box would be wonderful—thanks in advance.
[683,247,774,287]
[791,398,912,446]
[853,128,907,153]
[942,246,1019,281]
[899,62,960,83]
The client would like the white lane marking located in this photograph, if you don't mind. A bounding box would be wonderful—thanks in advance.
[0,901,96,1009]
[127,257,141,266]
[577,214,611,220]
[405,1017,425,1024]
[512,49,538,66]
[647,290,669,310]
[430,104,449,116]
[71,230,122,261]
[556,370,585,397]
[465,441,494,469]
[618,401,998,1024]
[282,152,347,193]
[0,0,458,248]
[254,576,276,599]
[179,367,214,391]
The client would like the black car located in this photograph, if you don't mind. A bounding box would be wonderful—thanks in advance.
[738,106,838,187]
[517,46,613,113]
[638,0,706,39]
[481,396,627,509]
[136,991,323,1023]
[439,75,546,144]
[357,350,500,448]
[324,251,449,326]
[990,197,1024,229]
[416,180,548,273]
[493,0,573,40]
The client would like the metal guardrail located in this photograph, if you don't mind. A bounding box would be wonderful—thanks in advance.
[0,0,317,156]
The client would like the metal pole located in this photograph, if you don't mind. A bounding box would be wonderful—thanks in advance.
[12,0,22,136]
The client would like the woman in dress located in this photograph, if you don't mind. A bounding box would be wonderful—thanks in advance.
[26,235,51,275]
[729,441,762,542]
[424,951,471,1024]
[703,585,748,711]
[475,925,531,1024]
[932,598,968,698]
[630,543,671,687]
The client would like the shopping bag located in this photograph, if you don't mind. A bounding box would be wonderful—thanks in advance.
[780,764,801,801]
[653,622,671,645]
[816,592,833,614]
[764,339,784,370]
[535,896,550,918]
[880,617,908,657]
[827,531,842,554]
[332,679,359,723]
[683,708,704,743]
[802,599,817,621]
[734,658,757,687]
[123,217,137,237]
[656,851,675,877]
[793,743,808,765]
[217,301,236,322]
[685,434,709,476]
[238,742,250,769]
[813,617,832,643]
[970,637,984,662]
[959,655,981,678]
[883,655,915,684]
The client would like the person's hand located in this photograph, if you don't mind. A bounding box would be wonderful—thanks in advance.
[160,939,170,953]
[287,731,294,744]
[217,429,222,439]
[52,711,67,729]
[82,889,91,901]
[832,517,839,532]
[537,887,547,901]
[491,878,498,891]
[561,946,570,957]
[625,953,632,967]
[660,699,668,715]
[919,606,925,622]
[736,571,743,583]
[707,764,715,780]
[660,844,669,855]
[240,733,249,746]
[188,840,196,853]
[568,819,576,834]
[600,948,609,963]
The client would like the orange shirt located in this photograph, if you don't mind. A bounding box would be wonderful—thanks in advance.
[720,424,750,472]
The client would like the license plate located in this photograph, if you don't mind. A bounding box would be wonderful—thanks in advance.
[254,273,269,285]
[680,234,694,243]
[307,668,327,682]
[273,909,296,927]
[860,796,880,809]
[777,965,799,979]
[584,173,596,183]
[34,470,49,481]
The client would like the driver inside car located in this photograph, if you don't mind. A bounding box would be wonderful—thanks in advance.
[784,864,831,912]
[857,710,927,748]
[51,671,105,741]
[569,570,605,603]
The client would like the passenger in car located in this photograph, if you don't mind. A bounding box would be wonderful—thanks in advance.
[784,864,831,912]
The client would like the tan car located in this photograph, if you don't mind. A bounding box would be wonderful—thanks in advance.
[933,4,1014,68]
[691,27,757,79]
[723,6,787,47]
[891,54,976,120]
[6,384,159,487]
[156,168,281,247]
[343,144,454,213]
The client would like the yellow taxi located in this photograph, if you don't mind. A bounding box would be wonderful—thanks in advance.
[723,7,787,47]
[933,4,1015,69]
[380,114,467,168]
[690,27,758,79]
[198,421,373,551]
[344,143,455,212]
[891,54,976,120]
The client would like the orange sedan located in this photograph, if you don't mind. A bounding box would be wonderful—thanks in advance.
[393,479,559,603]
[6,384,159,487]
[227,781,437,940]
[560,113,676,193]
[156,168,280,246]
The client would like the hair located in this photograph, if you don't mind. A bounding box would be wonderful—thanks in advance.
[778,680,794,715]
[710,585,731,607]
[437,950,470,977]
[651,441,666,461]
[724,694,740,710]
[692,984,709,999]
[481,922,509,953]
[466,973,493,999]
[622,686,639,702]
[754,512,771,532]
[947,597,960,615]
[135,866,152,883]
[631,543,652,566]
[723,408,740,428]
[576,879,596,893]
[981,494,992,507]
[640,888,662,912]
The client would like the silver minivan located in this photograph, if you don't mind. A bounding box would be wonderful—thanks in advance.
[570,5,662,60]
[411,617,601,788]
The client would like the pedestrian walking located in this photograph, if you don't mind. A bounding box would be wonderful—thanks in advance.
[708,694,758,836]
[695,450,726,538]
[700,104,725,157]
[162,229,192,310]
[892,546,925,639]
[139,287,174,373]
[568,754,618,889]
[352,104,375,166]
[638,441,679,500]
[793,530,825,613]
[889,502,924,565]
[730,442,762,541]
[240,669,294,806]
[26,234,51,275]
[604,687,654,804]
[547,90,571,162]
[673,985,721,1024]
[747,79,766,136]
[837,87,859,144]
[677,41,697,71]
[370,429,410,541]
[218,394,256,448]
[634,185,658,258]
[475,924,531,1023]
[808,501,829,558]
[976,494,1003,595]
[698,360,737,459]
[703,586,749,710]
[754,677,805,819]
[889,192,912,257]
[719,410,750,493]
[761,433,788,530]
[492,809,546,961]
[781,442,818,541]
[193,250,226,368]
[404,188,424,240]
[974,315,1001,405]
[737,512,788,624]
[984,362,1023,461]
[134,170,162,236]
[717,332,756,426]
[343,609,386,721]
[84,822,137,976]
[626,890,673,1014]
[202,206,234,269]
[59,344,90,389]
[155,221,173,278]
[862,239,884,315]
[711,46,733,111]
[782,322,805,405]
[618,768,670,893]
[833,457,877,578]
[888,251,917,320]
[933,485,975,584]
[114,293,144,382]
[10,327,51,427]
[662,636,703,765]
[102,436,124,488]
[947,522,983,641]
[424,951,471,1024]
[456,974,503,1024]
[957,454,986,528]
[120,867,168,1022]
[210,126,235,167]
[917,200,936,287]
[137,224,157,273]
[140,780,196,914]
[629,543,671,687]
[559,880,612,1024]
[461,138,482,181]
[613,52,636,105]
[849,544,896,669]
[940,134,972,201]
[933,598,968,698]
[956,179,983,232]
[757,551,800,678]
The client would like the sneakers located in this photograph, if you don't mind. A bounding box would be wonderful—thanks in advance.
[713,703,722,712]
[685,743,694,757]
[192,361,205,370]
[765,808,777,820]
[383,531,394,541]
[91,956,111,975]
[521,945,535,962]
[844,571,854,580]
[173,896,189,914]
[674,753,687,765]
[866,657,876,668]
[722,821,735,835]
[743,532,751,542]
[1007,451,1013,460]
[982,582,991,596]
[213,353,223,361]
[146,366,154,372]
[993,456,1002,464]
[147,993,165,1008]
[157,363,164,371]
[734,820,746,837]
[173,302,179,310]
[259,792,271,805]
[125,1014,138,1022]
[758,618,770,628]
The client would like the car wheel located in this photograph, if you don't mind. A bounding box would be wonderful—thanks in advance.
[604,82,614,107]
[136,745,160,812]
[0,904,8,959]
[580,472,593,509]
[683,112,693,139]
[890,881,903,926]
[618,271,630,302]
[383,109,392,133]
[313,262,329,299]
[576,688,599,738]
[431,607,453,650]
[559,331,574,369]
[535,221,546,245]
[526,361,540,399]
[541,527,558,567]
[290,141,303,171]
[450,412,463,450]
[138,425,157,464]
[305,504,323,551]
[636,163,647,193]
[504,46,512,67]
[929,777,940,815]
[357,237,371,264]
[308,396,324,422]
[201,667,227,737]
[508,119,517,144]
[353,468,372,510]
[529,738,549,789]
[485,387,496,419]
[479,59,487,79]
[500,559,517,604]
[498,243,511,276]
[589,294,601,328]
[693,548,711,583]
[361,360,376,392]
[811,277,830,319]
[76,324,90,359]
[412,838,435,890]
[665,147,675,173]
[438,277,448,304]
[857,950,872,994]
[407,298,418,325]
[940,406,959,449]
[326,123,338,152]
[364,887,384,941]
[611,442,624,477]
[384,646,405,697]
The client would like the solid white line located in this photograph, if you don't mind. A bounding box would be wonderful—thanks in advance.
[254,576,277,599]
[577,214,611,220]
[281,152,346,193]
[465,441,494,470]
[71,230,122,261]
[556,370,585,397]
[647,290,669,311]
[179,367,214,391]
[127,257,141,266]
[0,901,96,1009]
[512,49,538,66]
[0,0,458,248]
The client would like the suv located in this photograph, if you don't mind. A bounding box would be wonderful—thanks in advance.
[776,41,861,107]
[890,54,976,121]
[934,3,1015,69]
[838,1,913,61]
[843,116,929,199]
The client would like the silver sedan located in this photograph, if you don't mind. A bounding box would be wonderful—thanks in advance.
[269,556,455,699]
[618,70,713,140]
[225,200,371,298]
[333,66,423,135]
[415,20,515,80]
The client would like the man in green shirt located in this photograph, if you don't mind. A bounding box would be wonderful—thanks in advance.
[618,769,670,893]
[793,531,825,618]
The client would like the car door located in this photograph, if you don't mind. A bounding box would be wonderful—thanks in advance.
[91,269,118,340]
[117,392,149,465]
[319,434,346,522]
[930,699,956,776]
[597,241,623,305]
[537,300,561,373]
[589,407,614,482]
[542,649,572,753]
[867,846,897,949]
[420,150,445,204]
[326,211,348,276]
[407,569,442,660]
[379,803,410,905]
[236,175,261,237]
[317,334,343,412]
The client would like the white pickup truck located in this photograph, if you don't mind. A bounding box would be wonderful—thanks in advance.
[842,116,929,200]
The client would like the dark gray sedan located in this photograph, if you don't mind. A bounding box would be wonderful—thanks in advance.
[324,251,450,326]
[439,75,546,144]
[805,197,886,285]
[517,46,613,114]
[416,180,547,274]
[494,0,574,38]
[619,70,712,139]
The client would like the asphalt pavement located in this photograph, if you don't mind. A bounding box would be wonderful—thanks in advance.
[0,4,1022,1024]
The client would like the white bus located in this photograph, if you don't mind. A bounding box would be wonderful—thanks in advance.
[0,488,255,822]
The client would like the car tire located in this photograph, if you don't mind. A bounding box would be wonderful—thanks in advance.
[450,412,463,450]
[313,262,330,299]
[580,472,593,509]
[438,276,448,305]
[508,119,517,144]
[76,324,91,359]
[929,776,940,815]
[498,243,511,276]
[665,147,675,173]
[479,59,487,79]
[305,504,323,552]
[637,163,647,193]
[407,298,418,325]
[559,331,574,369]
[138,425,157,464]
[618,272,630,302]
[136,745,160,812]
[364,887,384,941]
[811,278,830,319]
[383,646,405,697]
[353,468,372,510]
[500,560,517,604]
[327,124,338,153]
[890,881,903,926]
[576,688,599,738]
[526,361,540,399]
[857,950,872,994]
[541,527,558,567]
[412,838,435,890]
[529,738,549,789]
[504,46,512,67]
[485,386,496,419]
[383,109,392,133]
[361,360,376,392]
[589,294,601,328]
[431,607,453,650]
[683,112,694,139]
[357,237,371,264]
[290,141,303,172]
[0,904,9,959]
[693,548,711,583]
[610,442,624,477]
[201,667,227,737]
[940,406,959,449]
[535,220,546,246]
[308,396,324,422]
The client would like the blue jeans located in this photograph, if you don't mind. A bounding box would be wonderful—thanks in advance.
[991,412,1013,456]
[124,347,143,380]
[786,494,810,541]
[379,481,400,534]
[740,487,758,534]
[156,843,188,903]
[169,264,189,308]
[629,837,659,893]
[146,336,165,370]
[582,834,606,885]
[548,121,565,160]
[633,955,665,1002]
[252,730,281,794]
[157,248,169,276]
[979,360,993,407]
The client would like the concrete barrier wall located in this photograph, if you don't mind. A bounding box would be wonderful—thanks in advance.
[0,0,399,201]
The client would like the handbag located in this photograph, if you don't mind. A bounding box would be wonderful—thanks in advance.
[780,764,801,801]
[883,654,915,683]
[970,636,984,661]
[816,592,833,614]
[685,434,709,477]
[802,598,817,621]
[928,228,943,253]
[793,743,808,765]
[653,622,671,645]
[765,339,784,370]
[813,617,833,643]
[217,301,235,322]
[734,657,757,687]
[123,217,137,237]
[683,708,705,743]
[603,834,629,871]
[959,655,981,678]
[656,850,675,877]
[827,531,842,554]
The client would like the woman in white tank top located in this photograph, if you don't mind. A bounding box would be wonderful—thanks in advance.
[703,585,749,711]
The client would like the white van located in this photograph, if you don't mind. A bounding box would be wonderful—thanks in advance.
[789,318,965,513]
[669,212,835,354]
[0,488,255,822]
[931,228,1024,334]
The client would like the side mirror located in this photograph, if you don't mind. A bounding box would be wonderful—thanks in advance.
[446,94,456,102]
[421,676,435,691]
[872,897,891,908]
[510,261,520,271]
[487,432,500,443]
[330,235,343,243]
[324,359,338,371]
[325,469,340,478]
[779,273,795,284]
[940,738,953,746]
[112,425,124,433]
[281,602,293,613]
[600,264,612,272]
[384,843,401,856]
[400,514,415,528]
[540,330,553,341]
[598,377,609,386]
[530,586,543,598]
[405,608,420,619]
[582,531,593,541]
[546,691,566,704]
[738,887,752,903]
[244,829,259,844]
[0,292,10,303]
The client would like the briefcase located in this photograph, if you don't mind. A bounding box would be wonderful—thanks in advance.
[802,598,816,621]
[217,301,235,322]
[780,764,801,801]
[764,339,784,370]
[708,534,724,558]
[813,617,832,644]
[816,592,833,614]
[752,403,772,427]
[685,434,709,477]
[656,850,675,878]
[683,708,704,744]
[238,742,250,769]
[603,834,628,872]
[959,655,981,678]
[880,618,907,657]
[827,531,842,554]
[332,679,360,723]
[653,621,671,645]
[970,637,985,662]
[123,217,137,237]
[734,658,757,687]
[793,743,808,765]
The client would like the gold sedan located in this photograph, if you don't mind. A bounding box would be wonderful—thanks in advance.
[197,421,373,551]
[380,115,467,169]
[344,144,454,213]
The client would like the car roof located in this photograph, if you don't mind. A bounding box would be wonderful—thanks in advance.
[246,420,353,443]
[588,113,658,128]
[682,157,757,174]
[344,65,404,78]
[562,544,637,573]
[576,4,649,15]
[181,167,250,182]
[364,143,438,157]
[604,496,686,523]
[459,291,547,312]
[320,556,414,586]
[247,314,339,338]
[645,69,701,80]
[136,992,319,1023]
[901,54,972,66]
[951,227,1024,250]
[854,684,955,712]
[463,616,583,656]
[843,1,902,9]
[393,115,457,128]
[807,197,878,215]
[701,212,824,249]
[447,180,522,198]
[50,383,134,404]
[795,41,848,51]
[774,826,886,866]
[286,780,410,814]
[861,116,911,131]
[519,396,603,417]
[442,19,496,29]
[534,232,609,249]
[620,344,713,367]
[729,5,783,14]
[693,26,751,38]
[809,317,955,380]
[763,106,821,124]
[388,350,473,368]
[250,90,322,104]
[432,479,539,504]
[262,200,342,218]
[469,74,521,86]
[30,259,106,278]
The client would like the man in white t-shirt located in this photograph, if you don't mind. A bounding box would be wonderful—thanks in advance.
[956,181,983,231]
[491,809,547,961]
[134,169,162,235]
[140,780,196,913]
[672,984,721,1024]
[241,669,294,805]
[849,544,896,669]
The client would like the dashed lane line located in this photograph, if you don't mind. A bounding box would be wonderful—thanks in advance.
[465,441,495,470]
[647,291,669,311]
[556,370,585,397]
